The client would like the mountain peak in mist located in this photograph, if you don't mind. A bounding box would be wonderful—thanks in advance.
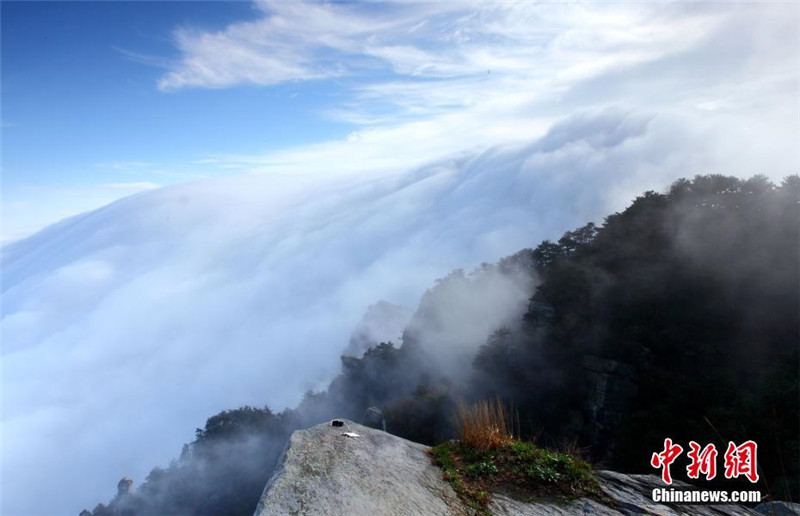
[345,301,413,357]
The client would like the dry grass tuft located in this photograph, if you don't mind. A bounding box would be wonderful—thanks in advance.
[455,399,514,452]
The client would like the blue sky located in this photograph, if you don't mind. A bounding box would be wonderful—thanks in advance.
[2,1,359,163]
[3,1,356,239]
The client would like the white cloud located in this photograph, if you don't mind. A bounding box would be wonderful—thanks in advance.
[100,182,161,190]
[155,2,736,108]
[1,182,161,244]
[151,1,798,186]
[94,161,154,171]
[157,0,414,90]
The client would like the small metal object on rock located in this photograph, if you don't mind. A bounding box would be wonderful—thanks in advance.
[341,432,360,438]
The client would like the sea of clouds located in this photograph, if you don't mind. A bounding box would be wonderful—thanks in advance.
[4,107,797,515]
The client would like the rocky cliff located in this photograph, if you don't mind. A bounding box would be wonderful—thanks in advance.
[255,420,792,516]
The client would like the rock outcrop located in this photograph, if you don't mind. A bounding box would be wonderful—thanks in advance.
[754,502,800,515]
[255,420,773,516]
[580,355,638,459]
[254,419,467,515]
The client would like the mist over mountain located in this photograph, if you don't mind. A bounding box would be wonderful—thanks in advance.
[2,108,704,516]
[79,173,798,516]
[4,100,799,515]
[344,301,413,358]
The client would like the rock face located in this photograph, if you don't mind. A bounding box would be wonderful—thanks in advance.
[254,419,468,516]
[580,355,638,459]
[489,470,764,515]
[754,501,800,515]
[256,420,766,516]
[588,471,760,516]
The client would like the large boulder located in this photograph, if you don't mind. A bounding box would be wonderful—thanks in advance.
[254,419,468,515]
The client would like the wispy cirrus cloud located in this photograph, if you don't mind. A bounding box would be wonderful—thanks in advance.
[156,0,411,90]
[94,161,155,171]
[99,181,160,190]
[156,2,724,102]
[153,1,798,177]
